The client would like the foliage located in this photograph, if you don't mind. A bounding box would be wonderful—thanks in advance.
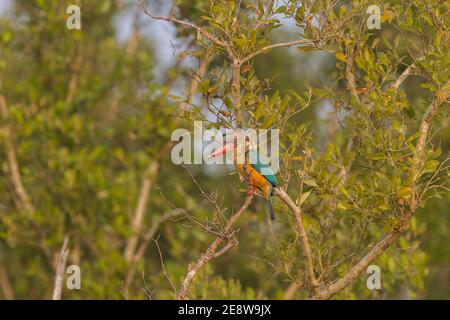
[0,0,448,299]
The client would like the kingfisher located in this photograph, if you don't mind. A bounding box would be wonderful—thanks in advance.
[208,136,278,220]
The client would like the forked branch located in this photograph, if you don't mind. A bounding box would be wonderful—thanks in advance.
[177,194,253,300]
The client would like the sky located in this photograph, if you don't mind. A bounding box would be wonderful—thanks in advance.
[0,0,11,14]
[115,0,180,70]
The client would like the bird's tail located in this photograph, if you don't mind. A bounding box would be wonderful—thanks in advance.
[268,185,275,220]
[268,196,275,220]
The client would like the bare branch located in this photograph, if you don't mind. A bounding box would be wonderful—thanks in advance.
[391,55,425,92]
[283,281,301,300]
[314,232,400,299]
[241,39,317,64]
[125,207,185,287]
[231,61,243,127]
[273,187,318,288]
[412,79,450,184]
[154,237,178,296]
[180,50,214,113]
[52,237,69,300]
[177,194,253,300]
[344,48,360,102]
[391,63,416,91]
[124,160,159,261]
[0,264,14,300]
[0,95,34,213]
[138,0,235,59]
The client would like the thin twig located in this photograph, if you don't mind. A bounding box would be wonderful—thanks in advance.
[391,63,416,91]
[125,207,187,287]
[180,50,214,113]
[154,237,178,296]
[344,46,360,102]
[177,194,253,300]
[241,39,318,64]
[138,0,235,59]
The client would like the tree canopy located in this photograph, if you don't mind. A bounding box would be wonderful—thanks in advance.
[0,0,449,299]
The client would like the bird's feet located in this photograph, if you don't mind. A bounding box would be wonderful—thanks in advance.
[246,185,257,197]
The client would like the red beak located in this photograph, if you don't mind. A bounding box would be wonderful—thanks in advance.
[208,142,234,159]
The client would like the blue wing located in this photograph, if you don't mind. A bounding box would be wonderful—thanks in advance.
[248,151,278,187]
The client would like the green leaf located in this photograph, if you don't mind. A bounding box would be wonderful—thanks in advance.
[423,160,439,174]
[275,5,287,14]
[335,52,346,62]
[295,6,305,21]
[303,178,318,188]
[397,186,412,199]
[299,190,312,206]
[370,153,386,160]
[337,201,352,211]
[223,97,233,109]
[197,79,210,94]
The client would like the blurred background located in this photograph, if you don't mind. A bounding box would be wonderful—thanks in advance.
[0,0,448,299]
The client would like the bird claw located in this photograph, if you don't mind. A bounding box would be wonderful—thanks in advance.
[246,185,256,196]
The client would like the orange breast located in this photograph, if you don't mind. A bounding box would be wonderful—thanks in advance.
[236,163,271,199]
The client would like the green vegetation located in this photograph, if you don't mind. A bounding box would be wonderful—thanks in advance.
[0,0,448,299]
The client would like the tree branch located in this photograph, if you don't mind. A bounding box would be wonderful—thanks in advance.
[138,0,235,59]
[124,48,213,262]
[313,232,401,299]
[0,95,34,213]
[391,63,416,91]
[313,79,450,299]
[273,187,318,288]
[179,50,214,113]
[177,194,253,300]
[241,39,317,64]
[52,237,69,300]
[231,61,243,127]
[412,79,450,184]
[344,48,360,102]
[124,160,159,261]
[391,55,426,92]
[154,237,178,295]
[0,263,14,300]
[283,281,301,300]
[125,207,185,287]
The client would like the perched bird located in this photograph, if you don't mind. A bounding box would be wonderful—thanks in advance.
[209,137,278,220]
